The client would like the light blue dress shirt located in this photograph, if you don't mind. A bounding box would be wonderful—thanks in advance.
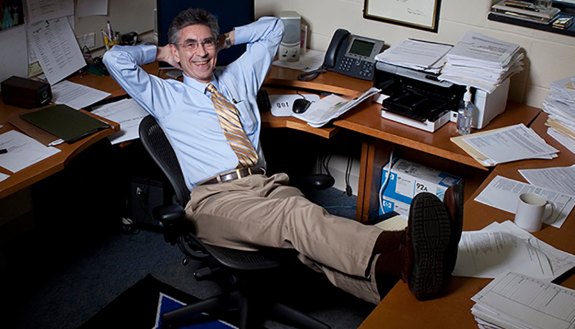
[104,17,284,191]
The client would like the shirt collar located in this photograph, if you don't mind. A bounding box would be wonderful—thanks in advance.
[183,75,220,95]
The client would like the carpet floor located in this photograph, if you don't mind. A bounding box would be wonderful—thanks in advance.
[0,188,375,329]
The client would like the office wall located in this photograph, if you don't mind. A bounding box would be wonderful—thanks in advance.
[255,0,575,108]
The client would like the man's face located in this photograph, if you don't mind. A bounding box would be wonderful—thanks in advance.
[171,24,217,83]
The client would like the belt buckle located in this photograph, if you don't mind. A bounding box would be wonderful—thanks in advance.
[236,168,243,179]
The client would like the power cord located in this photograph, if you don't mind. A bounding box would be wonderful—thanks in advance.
[344,155,353,197]
[378,146,396,215]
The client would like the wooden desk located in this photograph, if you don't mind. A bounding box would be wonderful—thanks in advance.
[358,111,575,329]
[0,69,137,200]
[333,101,541,221]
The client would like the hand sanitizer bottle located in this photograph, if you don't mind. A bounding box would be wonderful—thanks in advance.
[457,86,474,135]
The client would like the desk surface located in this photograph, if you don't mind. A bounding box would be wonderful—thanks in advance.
[358,112,575,329]
[334,100,541,170]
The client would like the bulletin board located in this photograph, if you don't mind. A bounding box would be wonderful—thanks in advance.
[74,0,156,50]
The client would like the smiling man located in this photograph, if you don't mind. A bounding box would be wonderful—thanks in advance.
[103,8,461,305]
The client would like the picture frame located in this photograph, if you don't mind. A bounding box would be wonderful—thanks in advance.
[363,0,442,33]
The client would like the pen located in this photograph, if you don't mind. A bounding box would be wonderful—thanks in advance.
[0,149,7,154]
[107,21,113,41]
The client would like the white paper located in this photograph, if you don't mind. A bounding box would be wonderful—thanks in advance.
[0,172,9,183]
[91,99,148,145]
[52,80,111,110]
[453,231,553,279]
[76,0,108,18]
[0,130,60,173]
[25,0,74,24]
[483,221,575,280]
[474,175,574,228]
[472,271,575,329]
[0,26,28,91]
[375,39,452,72]
[462,124,558,164]
[28,18,86,85]
[519,165,575,197]
[297,87,381,128]
[272,49,326,72]
[269,94,321,117]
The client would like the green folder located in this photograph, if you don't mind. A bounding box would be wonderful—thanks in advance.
[20,105,110,143]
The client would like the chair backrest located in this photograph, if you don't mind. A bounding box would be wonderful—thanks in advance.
[139,115,190,207]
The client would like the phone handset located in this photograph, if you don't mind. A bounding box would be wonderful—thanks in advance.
[298,29,352,81]
[323,29,351,69]
[298,28,383,81]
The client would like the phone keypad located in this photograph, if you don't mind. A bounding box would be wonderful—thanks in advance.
[338,56,374,80]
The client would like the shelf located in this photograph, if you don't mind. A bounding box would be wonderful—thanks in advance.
[488,11,575,37]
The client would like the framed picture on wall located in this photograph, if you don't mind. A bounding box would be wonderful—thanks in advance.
[363,0,441,33]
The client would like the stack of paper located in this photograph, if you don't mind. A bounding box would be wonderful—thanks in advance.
[451,123,559,166]
[438,31,524,93]
[542,76,575,155]
[297,87,380,128]
[374,39,452,74]
[472,271,575,329]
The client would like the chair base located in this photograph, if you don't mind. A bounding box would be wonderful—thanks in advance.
[161,290,331,329]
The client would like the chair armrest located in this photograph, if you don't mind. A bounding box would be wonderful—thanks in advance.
[153,204,185,244]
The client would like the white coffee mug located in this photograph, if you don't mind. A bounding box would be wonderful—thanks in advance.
[515,193,554,232]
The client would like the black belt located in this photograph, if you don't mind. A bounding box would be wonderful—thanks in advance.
[199,167,266,186]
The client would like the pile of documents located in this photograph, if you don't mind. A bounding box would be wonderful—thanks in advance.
[374,38,452,74]
[451,123,559,166]
[542,76,575,155]
[438,31,524,93]
[296,87,381,128]
[472,271,575,329]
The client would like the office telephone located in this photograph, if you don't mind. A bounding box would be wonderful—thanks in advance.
[298,29,385,81]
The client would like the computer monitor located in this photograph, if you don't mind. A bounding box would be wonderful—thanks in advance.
[156,0,255,68]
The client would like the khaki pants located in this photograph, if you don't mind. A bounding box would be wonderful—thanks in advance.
[185,173,383,304]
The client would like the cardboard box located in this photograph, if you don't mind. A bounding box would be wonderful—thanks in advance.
[379,159,462,217]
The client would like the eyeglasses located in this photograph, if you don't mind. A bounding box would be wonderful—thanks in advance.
[177,38,217,52]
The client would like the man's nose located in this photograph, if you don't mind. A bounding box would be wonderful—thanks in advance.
[196,42,208,56]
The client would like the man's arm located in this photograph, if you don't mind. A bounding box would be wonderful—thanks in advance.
[216,30,236,53]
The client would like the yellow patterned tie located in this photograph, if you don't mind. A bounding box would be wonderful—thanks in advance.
[207,83,259,168]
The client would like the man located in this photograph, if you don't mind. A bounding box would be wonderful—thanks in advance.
[104,8,462,304]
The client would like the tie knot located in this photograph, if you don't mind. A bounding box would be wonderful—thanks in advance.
[206,83,217,94]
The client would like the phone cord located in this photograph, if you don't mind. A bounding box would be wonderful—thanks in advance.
[297,66,327,81]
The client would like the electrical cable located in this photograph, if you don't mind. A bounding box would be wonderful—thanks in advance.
[345,155,353,196]
[297,66,327,81]
[378,146,395,215]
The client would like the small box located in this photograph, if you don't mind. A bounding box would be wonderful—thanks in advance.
[379,159,462,218]
[1,76,52,109]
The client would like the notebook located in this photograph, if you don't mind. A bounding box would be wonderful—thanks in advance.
[20,105,110,143]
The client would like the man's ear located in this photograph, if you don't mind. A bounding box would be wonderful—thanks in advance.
[169,44,180,63]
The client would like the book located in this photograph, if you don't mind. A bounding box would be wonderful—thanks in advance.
[20,104,110,143]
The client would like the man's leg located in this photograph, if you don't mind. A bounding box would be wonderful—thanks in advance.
[186,173,383,278]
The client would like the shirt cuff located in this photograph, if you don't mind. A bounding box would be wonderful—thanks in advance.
[142,45,159,64]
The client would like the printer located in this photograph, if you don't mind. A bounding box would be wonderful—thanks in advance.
[373,61,510,132]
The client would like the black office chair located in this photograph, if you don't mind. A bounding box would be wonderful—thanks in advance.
[138,115,331,329]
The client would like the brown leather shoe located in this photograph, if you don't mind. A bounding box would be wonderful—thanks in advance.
[402,192,451,301]
[443,184,463,276]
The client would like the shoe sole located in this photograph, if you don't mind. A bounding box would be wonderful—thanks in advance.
[408,193,451,301]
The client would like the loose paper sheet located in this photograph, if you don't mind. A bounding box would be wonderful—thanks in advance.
[25,0,74,24]
[0,130,60,173]
[453,230,553,279]
[27,18,86,85]
[519,165,575,197]
[52,80,111,110]
[91,99,148,145]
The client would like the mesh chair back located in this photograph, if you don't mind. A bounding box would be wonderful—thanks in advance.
[139,115,190,207]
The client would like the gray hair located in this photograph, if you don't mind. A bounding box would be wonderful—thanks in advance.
[168,8,219,47]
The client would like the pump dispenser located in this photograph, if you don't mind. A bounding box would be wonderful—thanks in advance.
[457,86,475,135]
